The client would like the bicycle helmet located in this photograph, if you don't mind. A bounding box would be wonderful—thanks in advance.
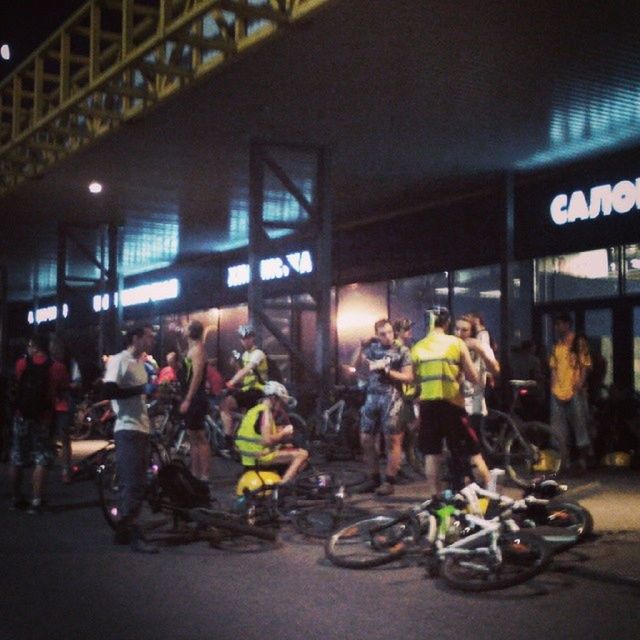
[237,323,256,338]
[235,469,281,496]
[263,380,293,403]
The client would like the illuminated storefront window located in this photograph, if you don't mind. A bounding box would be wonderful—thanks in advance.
[624,244,640,294]
[27,304,69,325]
[337,282,388,375]
[389,273,448,340]
[535,248,619,302]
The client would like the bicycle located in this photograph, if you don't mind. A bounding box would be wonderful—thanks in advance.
[95,432,276,546]
[325,481,554,592]
[306,385,364,461]
[236,464,369,539]
[406,380,563,488]
[70,394,116,441]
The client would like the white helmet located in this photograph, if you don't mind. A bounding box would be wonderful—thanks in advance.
[238,323,256,338]
[263,381,295,406]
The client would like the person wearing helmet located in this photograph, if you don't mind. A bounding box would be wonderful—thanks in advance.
[234,381,309,484]
[219,324,270,456]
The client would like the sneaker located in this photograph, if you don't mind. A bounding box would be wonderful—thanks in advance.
[375,482,395,497]
[9,496,29,512]
[27,498,44,515]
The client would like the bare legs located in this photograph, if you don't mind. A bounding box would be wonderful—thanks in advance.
[188,429,211,482]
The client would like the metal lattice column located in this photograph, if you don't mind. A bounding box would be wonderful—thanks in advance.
[248,139,332,411]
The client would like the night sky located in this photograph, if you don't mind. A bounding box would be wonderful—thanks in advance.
[0,1,87,79]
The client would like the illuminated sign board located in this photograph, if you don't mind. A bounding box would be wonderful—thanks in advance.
[227,251,313,287]
[550,177,640,225]
[93,278,179,311]
[27,304,68,325]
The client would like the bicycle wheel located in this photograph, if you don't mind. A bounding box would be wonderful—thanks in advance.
[505,420,562,488]
[325,515,412,569]
[543,501,594,542]
[292,504,370,539]
[440,530,553,592]
[96,448,120,530]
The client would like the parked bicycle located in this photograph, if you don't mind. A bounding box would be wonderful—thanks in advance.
[406,380,563,487]
[307,385,364,461]
[70,396,115,441]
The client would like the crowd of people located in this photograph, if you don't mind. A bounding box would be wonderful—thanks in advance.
[4,308,601,553]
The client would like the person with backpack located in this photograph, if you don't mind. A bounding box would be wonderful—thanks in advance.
[9,333,56,514]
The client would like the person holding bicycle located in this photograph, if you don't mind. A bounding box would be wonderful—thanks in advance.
[356,318,414,496]
[102,324,158,553]
[411,307,489,496]
[235,381,309,484]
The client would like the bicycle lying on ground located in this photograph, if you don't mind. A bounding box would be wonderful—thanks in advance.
[324,478,584,591]
[235,464,369,539]
[406,380,563,487]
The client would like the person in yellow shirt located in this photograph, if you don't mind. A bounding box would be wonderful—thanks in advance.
[549,313,592,474]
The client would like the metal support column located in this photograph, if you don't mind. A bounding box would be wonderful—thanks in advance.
[314,147,332,413]
[56,223,68,333]
[500,172,515,403]
[106,220,123,354]
[247,139,332,411]
[0,265,7,374]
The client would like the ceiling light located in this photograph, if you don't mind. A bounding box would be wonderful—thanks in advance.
[88,181,103,194]
[0,44,10,61]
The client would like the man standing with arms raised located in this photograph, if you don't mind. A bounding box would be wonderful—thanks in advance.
[102,325,158,553]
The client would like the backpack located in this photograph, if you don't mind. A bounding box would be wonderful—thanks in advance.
[16,356,52,419]
[157,461,211,509]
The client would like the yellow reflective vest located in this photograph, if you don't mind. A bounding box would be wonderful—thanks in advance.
[235,402,278,467]
[411,331,465,407]
[241,349,268,391]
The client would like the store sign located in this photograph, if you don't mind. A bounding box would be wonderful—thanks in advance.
[227,250,313,287]
[550,177,640,225]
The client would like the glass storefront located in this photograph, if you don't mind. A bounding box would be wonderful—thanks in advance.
[389,273,448,339]
[535,248,619,302]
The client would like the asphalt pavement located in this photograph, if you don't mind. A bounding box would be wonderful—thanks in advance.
[1,441,639,640]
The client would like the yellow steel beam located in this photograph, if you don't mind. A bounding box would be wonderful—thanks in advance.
[0,0,335,196]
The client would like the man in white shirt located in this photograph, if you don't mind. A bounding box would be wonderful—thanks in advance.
[103,324,157,553]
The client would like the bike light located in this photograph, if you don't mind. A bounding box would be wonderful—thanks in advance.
[519,388,529,396]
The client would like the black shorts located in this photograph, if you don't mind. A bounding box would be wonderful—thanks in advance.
[231,388,263,411]
[184,394,208,431]
[418,400,481,457]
